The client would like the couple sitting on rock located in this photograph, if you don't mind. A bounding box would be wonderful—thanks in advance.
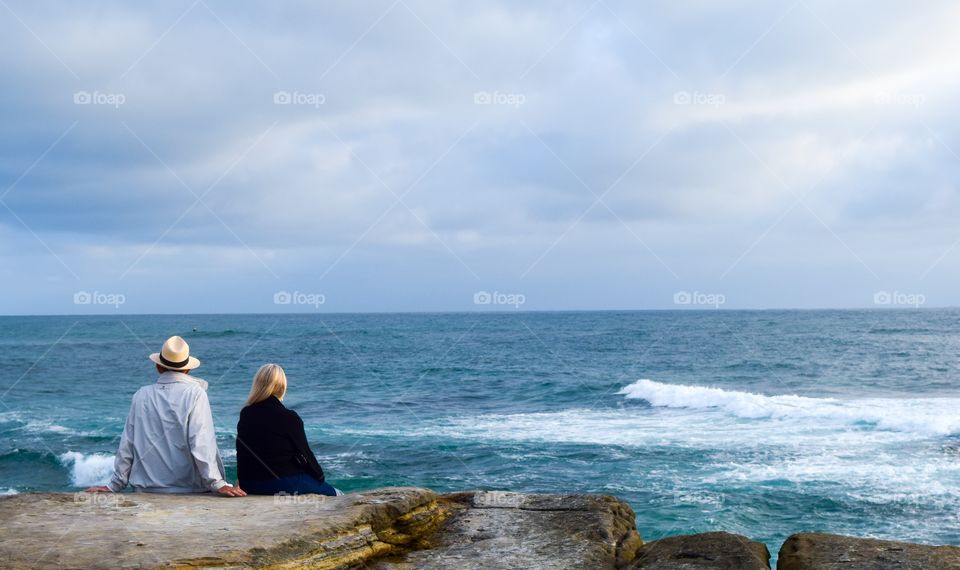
[86,336,341,497]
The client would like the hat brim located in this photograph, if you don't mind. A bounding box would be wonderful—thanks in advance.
[149,353,201,371]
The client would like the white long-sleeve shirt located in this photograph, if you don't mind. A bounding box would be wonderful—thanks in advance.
[108,371,228,493]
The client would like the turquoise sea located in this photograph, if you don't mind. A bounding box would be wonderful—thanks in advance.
[2,310,960,559]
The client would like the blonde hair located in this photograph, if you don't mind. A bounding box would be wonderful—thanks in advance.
[245,363,287,406]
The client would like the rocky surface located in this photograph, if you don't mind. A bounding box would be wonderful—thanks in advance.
[632,531,770,569]
[0,488,641,569]
[371,490,642,569]
[0,488,449,569]
[5,490,960,570]
[777,532,960,570]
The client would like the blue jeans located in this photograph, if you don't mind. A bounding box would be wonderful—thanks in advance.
[241,473,341,496]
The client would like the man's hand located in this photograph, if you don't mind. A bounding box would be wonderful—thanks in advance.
[216,485,247,497]
[85,486,112,493]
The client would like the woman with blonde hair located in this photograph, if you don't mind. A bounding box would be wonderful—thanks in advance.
[235,364,341,495]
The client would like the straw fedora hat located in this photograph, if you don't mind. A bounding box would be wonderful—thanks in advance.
[149,336,201,371]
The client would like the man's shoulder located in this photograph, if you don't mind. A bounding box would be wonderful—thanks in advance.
[133,378,208,399]
[131,383,154,399]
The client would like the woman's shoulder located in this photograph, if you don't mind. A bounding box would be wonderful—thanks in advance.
[281,404,304,424]
[242,397,301,421]
[237,402,257,426]
[239,398,276,419]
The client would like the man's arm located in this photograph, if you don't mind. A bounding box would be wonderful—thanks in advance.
[95,401,136,492]
[186,391,245,496]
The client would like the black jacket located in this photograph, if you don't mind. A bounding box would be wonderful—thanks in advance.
[236,396,325,484]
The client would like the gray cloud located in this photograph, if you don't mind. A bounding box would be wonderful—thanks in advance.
[1,0,959,312]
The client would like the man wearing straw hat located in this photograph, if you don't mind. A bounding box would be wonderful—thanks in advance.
[86,336,246,496]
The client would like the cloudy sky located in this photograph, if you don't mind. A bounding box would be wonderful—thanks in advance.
[1,0,958,314]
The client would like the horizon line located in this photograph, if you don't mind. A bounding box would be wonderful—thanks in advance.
[0,306,954,318]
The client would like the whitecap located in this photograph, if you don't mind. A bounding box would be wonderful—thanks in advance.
[20,420,97,437]
[59,452,115,487]
[618,379,960,437]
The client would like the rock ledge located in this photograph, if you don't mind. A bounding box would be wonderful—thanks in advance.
[777,532,960,570]
[5,491,960,569]
[0,489,641,570]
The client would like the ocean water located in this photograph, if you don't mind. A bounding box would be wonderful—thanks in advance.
[2,310,960,560]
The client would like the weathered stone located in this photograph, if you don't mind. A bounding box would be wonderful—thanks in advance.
[0,489,643,569]
[777,532,960,570]
[632,531,770,569]
[370,490,644,569]
[0,488,448,569]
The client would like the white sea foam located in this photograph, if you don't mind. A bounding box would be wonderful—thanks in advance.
[344,380,960,454]
[333,381,960,514]
[19,420,96,437]
[0,411,22,423]
[59,452,115,487]
[25,421,71,434]
[617,379,829,418]
[1,488,17,495]
[618,379,960,436]
[707,451,960,493]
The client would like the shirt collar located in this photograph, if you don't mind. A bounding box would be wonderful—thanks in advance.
[157,370,209,392]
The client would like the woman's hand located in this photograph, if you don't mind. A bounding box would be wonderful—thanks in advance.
[216,485,247,497]
[85,486,112,493]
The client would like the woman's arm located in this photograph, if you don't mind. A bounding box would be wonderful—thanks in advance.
[288,412,325,482]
